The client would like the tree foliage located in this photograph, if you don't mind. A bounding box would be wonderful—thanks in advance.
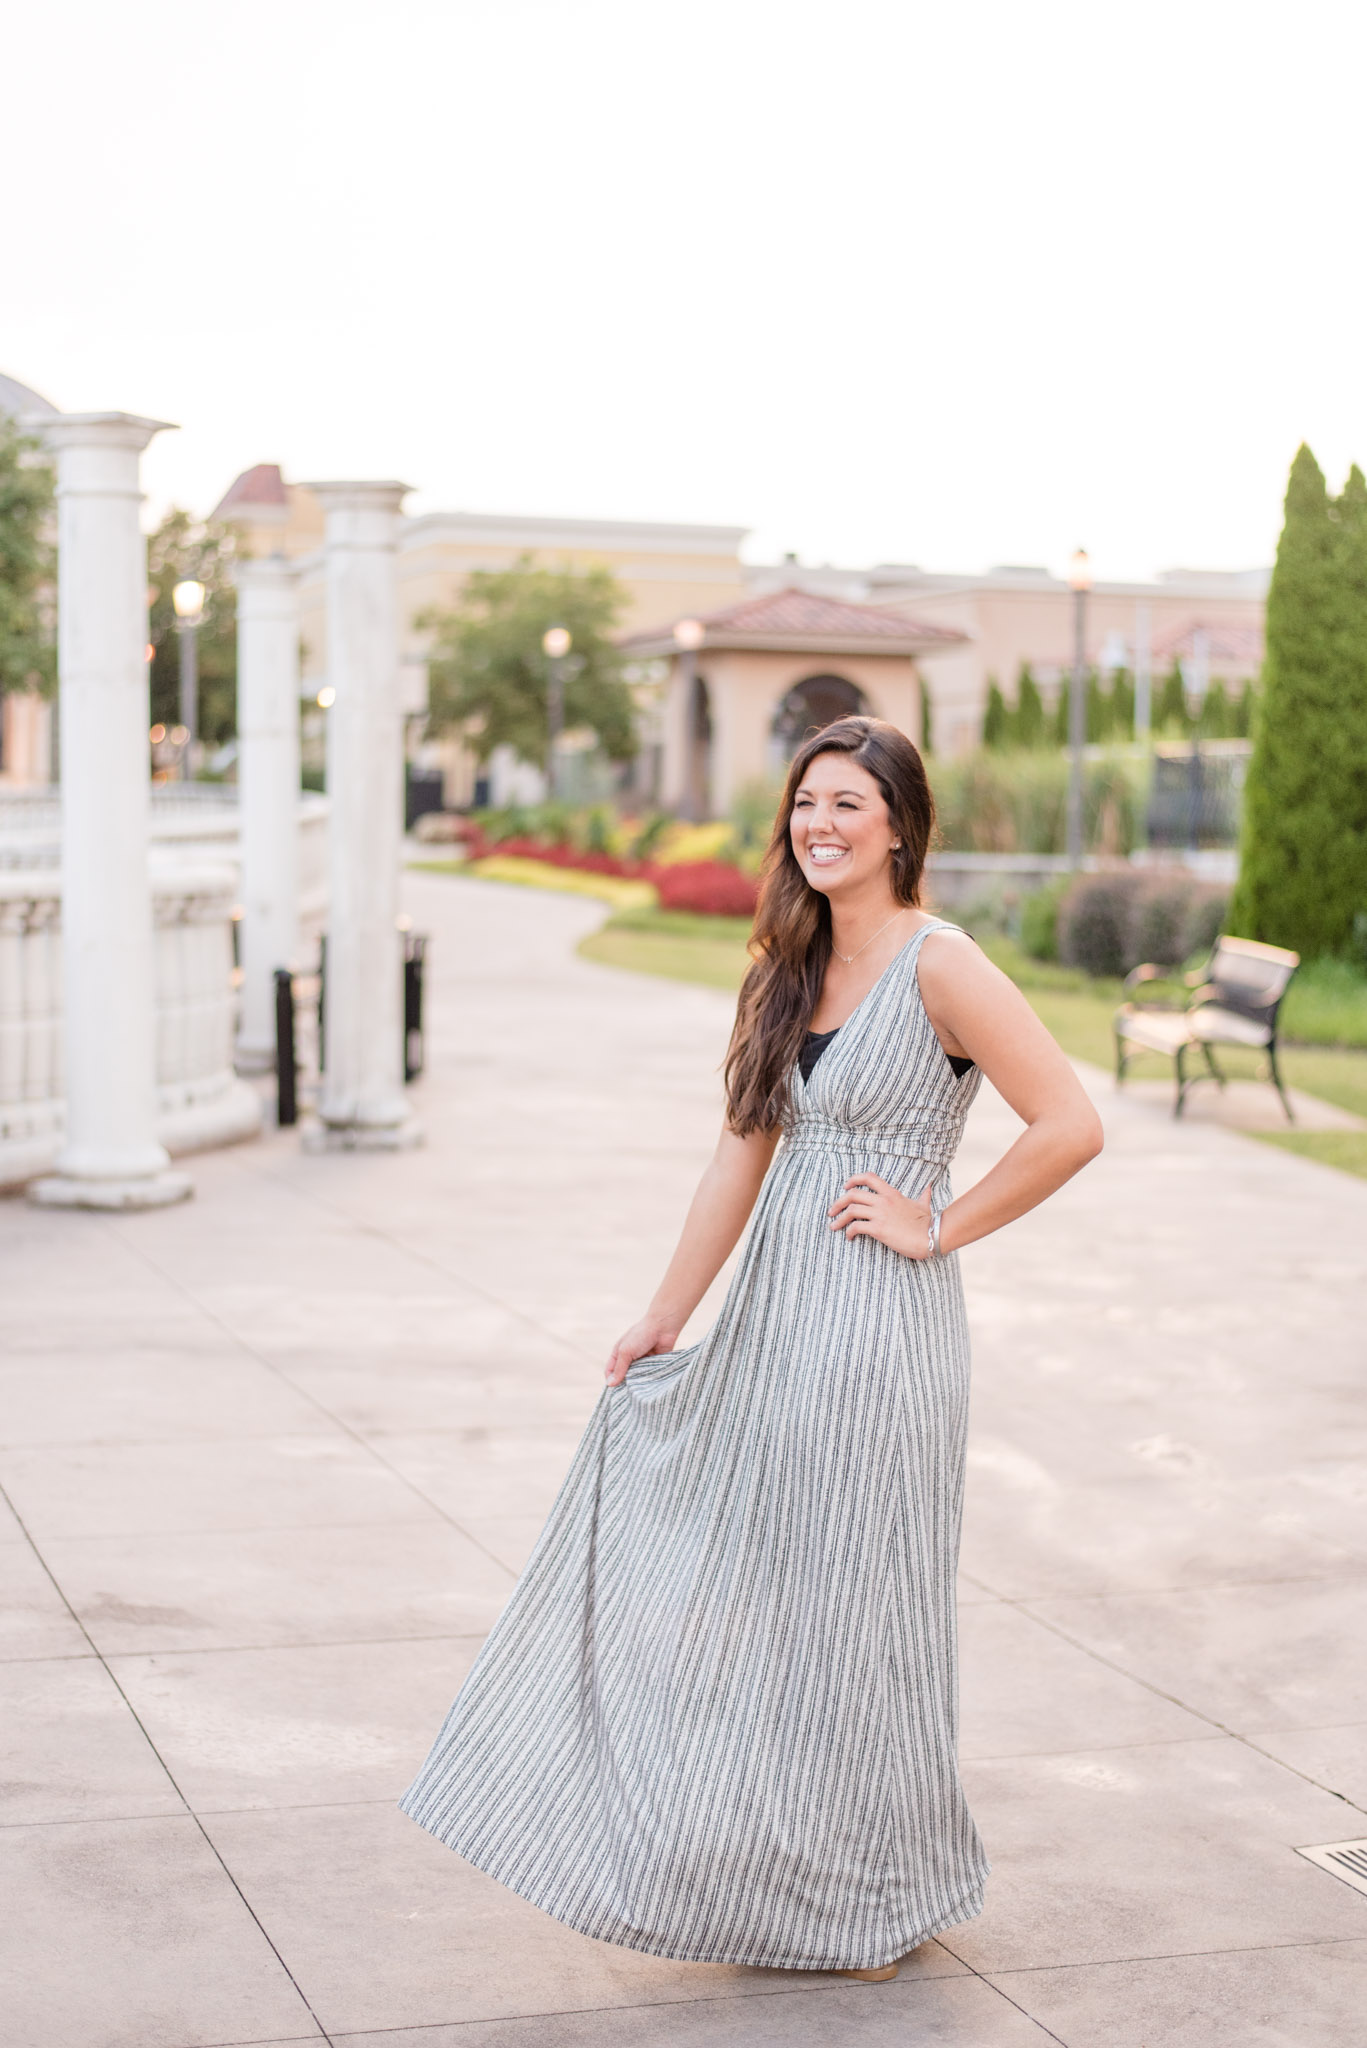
[982,676,1009,748]
[0,414,56,696]
[1014,663,1047,747]
[1229,444,1367,958]
[423,556,636,766]
[147,509,239,746]
[987,654,1253,751]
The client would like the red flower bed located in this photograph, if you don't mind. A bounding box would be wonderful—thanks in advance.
[487,835,654,879]
[464,828,757,917]
[655,861,759,917]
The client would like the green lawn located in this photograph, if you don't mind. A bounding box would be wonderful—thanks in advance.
[576,909,1367,1177]
[577,906,757,990]
[1248,1129,1367,1179]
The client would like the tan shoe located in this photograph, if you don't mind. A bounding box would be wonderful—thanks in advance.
[838,1963,899,1981]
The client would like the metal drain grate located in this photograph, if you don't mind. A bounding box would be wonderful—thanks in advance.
[1296,1839,1367,1897]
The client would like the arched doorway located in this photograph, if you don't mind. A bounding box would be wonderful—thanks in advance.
[684,671,713,820]
[771,673,868,763]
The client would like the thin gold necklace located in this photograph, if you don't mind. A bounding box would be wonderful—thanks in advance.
[831,907,908,967]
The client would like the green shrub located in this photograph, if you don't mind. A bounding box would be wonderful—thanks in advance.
[1019,877,1070,961]
[727,777,783,865]
[1128,879,1197,968]
[1058,875,1138,978]
[1186,888,1228,960]
[628,810,673,861]
[583,804,615,853]
[1057,873,1229,978]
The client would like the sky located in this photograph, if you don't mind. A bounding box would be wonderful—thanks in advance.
[4,0,1365,580]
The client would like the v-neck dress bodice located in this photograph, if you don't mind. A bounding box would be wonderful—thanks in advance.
[402,916,990,1971]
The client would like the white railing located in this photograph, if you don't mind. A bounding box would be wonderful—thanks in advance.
[0,859,262,1189]
[0,873,62,1183]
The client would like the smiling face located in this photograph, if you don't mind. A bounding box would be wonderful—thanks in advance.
[789,750,900,898]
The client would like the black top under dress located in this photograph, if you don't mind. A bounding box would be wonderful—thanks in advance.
[800,1027,974,1085]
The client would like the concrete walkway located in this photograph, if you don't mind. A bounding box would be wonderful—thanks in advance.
[2,872,1365,2048]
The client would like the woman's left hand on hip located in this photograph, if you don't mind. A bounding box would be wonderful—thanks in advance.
[828,1172,935,1258]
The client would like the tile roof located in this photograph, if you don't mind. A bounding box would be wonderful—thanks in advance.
[622,586,967,655]
[1151,622,1264,664]
[212,463,288,517]
[696,587,963,643]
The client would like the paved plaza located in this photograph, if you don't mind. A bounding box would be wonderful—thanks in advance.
[2,871,1365,2047]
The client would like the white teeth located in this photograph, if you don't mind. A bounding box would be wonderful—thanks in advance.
[810,846,846,863]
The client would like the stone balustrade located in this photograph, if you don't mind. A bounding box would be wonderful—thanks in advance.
[0,788,330,935]
[0,858,265,1189]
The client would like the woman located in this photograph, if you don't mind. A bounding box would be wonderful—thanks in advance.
[402,716,1103,1978]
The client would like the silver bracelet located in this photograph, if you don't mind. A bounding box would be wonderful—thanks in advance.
[928,1211,943,1258]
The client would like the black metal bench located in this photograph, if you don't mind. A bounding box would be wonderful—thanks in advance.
[1113,933,1300,1119]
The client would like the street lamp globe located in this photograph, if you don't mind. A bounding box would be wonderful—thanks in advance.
[542,625,571,659]
[1067,550,1091,594]
[173,579,207,623]
[673,618,705,652]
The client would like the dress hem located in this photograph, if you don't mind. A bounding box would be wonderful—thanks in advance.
[399,1802,986,1973]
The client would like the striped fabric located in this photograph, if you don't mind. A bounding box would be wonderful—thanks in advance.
[401,918,989,1970]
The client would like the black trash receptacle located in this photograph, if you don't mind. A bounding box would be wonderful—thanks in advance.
[405,766,445,832]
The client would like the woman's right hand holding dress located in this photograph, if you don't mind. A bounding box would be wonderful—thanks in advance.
[605,1313,681,1387]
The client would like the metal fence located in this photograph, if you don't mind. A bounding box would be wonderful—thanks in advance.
[1145,741,1251,849]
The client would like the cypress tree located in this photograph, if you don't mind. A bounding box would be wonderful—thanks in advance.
[982,677,1009,749]
[1015,663,1046,747]
[1109,668,1135,741]
[1197,679,1231,737]
[1229,445,1367,957]
[1086,668,1115,742]
[1153,661,1190,735]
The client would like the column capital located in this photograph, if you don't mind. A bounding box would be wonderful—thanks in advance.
[27,411,176,456]
[302,481,412,517]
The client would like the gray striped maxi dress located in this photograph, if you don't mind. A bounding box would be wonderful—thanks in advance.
[401,918,989,1970]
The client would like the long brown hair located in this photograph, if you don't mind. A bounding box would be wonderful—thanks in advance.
[724,716,936,1134]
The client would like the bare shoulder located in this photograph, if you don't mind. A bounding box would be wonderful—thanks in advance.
[916,925,1045,1037]
[916,925,1013,996]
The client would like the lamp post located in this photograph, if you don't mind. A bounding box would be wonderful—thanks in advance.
[1066,549,1091,867]
[172,577,206,778]
[542,624,571,800]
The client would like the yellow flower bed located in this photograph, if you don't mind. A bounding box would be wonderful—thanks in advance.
[651,820,738,866]
[464,856,657,908]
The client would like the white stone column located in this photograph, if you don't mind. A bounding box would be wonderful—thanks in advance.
[234,556,301,1072]
[29,412,192,1209]
[304,481,418,1149]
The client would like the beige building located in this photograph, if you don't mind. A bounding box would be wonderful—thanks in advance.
[214,465,754,804]
[213,464,1270,808]
[764,562,1268,757]
[625,589,965,817]
[214,464,749,667]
